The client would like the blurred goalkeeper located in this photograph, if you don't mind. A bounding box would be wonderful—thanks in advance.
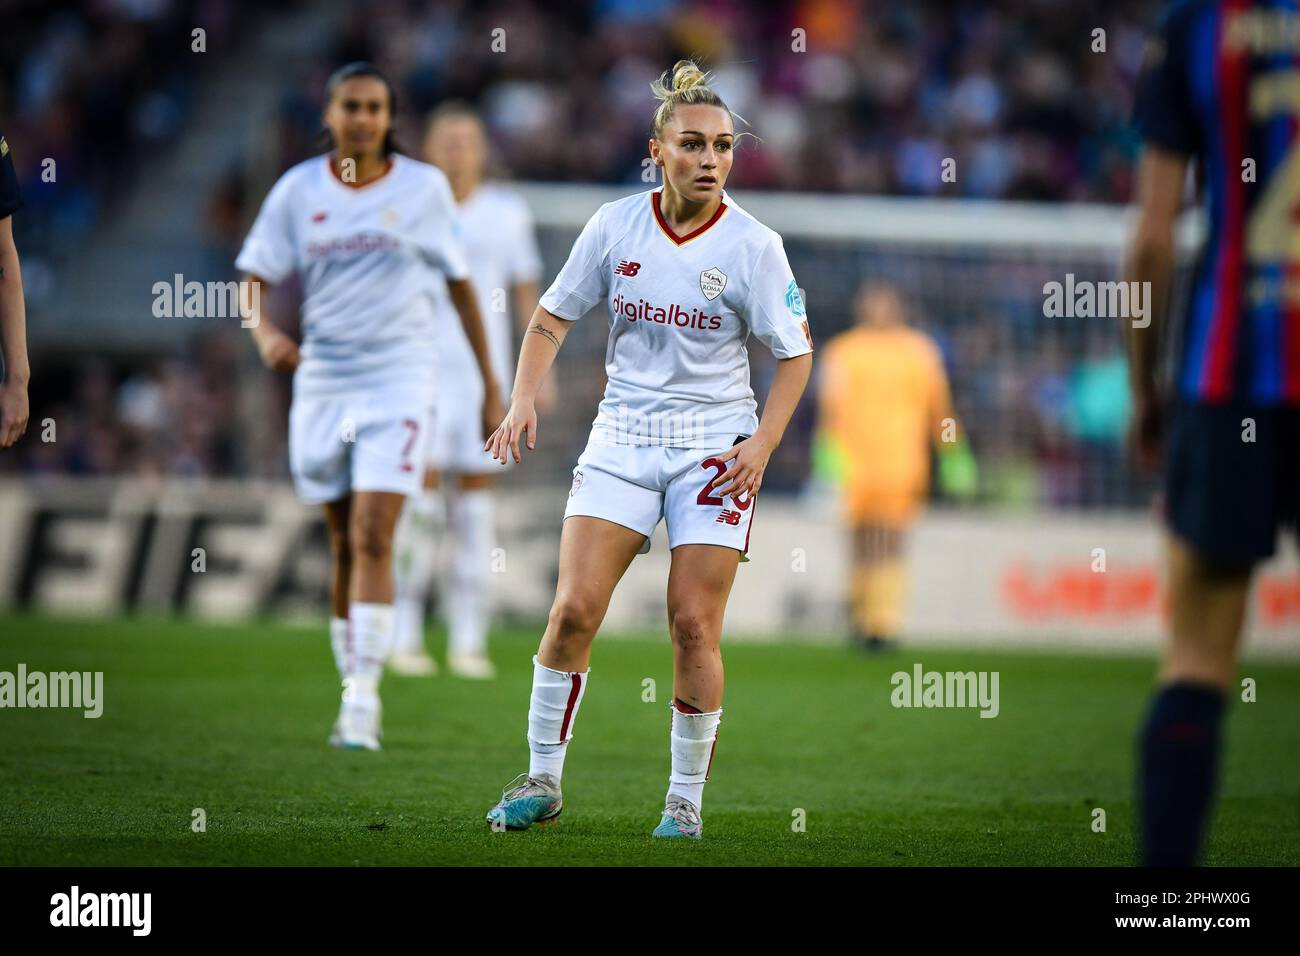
[1128,0,1300,867]
[815,281,973,651]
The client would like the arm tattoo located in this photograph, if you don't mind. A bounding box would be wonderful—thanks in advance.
[528,323,561,350]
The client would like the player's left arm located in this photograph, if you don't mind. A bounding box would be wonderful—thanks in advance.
[713,352,812,501]
[0,214,29,449]
[1123,145,1187,474]
[716,237,814,499]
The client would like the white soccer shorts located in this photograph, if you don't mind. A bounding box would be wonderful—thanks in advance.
[288,388,430,504]
[562,437,757,557]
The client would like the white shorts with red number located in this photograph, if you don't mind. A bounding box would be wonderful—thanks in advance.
[562,438,756,558]
[288,388,430,504]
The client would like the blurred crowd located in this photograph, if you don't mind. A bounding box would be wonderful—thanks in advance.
[3,0,1165,508]
[0,0,290,310]
[297,0,1159,201]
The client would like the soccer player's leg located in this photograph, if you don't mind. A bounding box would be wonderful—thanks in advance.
[1138,401,1275,865]
[333,490,407,750]
[322,496,352,745]
[488,509,650,832]
[337,398,428,749]
[442,364,501,681]
[845,488,916,651]
[655,544,739,839]
[445,471,497,679]
[650,448,748,838]
[1140,538,1250,865]
[487,448,658,831]
[288,395,355,745]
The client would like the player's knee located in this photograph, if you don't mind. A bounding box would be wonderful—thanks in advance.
[349,520,393,563]
[669,608,718,652]
[548,595,602,644]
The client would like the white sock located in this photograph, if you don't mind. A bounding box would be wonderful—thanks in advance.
[667,701,722,810]
[447,489,493,658]
[392,599,425,658]
[392,489,443,656]
[329,617,349,678]
[527,655,588,782]
[346,602,394,704]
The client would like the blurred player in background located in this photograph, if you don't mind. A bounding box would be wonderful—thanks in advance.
[816,282,970,651]
[482,60,814,839]
[388,103,548,680]
[236,63,499,750]
[0,128,29,451]
[1128,0,1300,865]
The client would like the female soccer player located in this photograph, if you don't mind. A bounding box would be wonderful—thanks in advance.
[817,281,964,652]
[389,102,546,680]
[235,62,500,750]
[484,60,813,838]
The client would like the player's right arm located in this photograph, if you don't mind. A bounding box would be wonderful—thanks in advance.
[235,172,300,372]
[1125,2,1195,475]
[1123,148,1186,475]
[240,273,300,372]
[485,307,571,464]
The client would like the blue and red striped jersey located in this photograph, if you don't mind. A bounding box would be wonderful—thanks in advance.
[1134,0,1300,405]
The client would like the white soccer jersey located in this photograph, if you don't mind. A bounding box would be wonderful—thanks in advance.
[235,154,469,398]
[539,186,812,448]
[433,183,542,397]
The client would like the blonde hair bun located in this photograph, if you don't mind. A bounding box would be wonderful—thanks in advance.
[654,59,710,99]
[650,59,733,138]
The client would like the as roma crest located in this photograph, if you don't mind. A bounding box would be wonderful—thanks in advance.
[700,267,727,301]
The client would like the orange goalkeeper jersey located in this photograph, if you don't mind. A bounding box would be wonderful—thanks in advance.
[817,325,953,498]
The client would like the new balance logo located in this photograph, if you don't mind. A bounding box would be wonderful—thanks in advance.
[716,509,742,526]
[615,260,641,277]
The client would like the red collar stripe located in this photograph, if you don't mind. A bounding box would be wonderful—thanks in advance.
[652,191,727,245]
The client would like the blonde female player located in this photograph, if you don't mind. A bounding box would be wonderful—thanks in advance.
[236,62,500,750]
[484,61,813,838]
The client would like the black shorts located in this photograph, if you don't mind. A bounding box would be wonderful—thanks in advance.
[1165,400,1300,566]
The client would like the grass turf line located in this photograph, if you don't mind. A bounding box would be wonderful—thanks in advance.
[0,613,1296,866]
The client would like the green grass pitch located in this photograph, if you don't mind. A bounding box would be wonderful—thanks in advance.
[0,613,1296,866]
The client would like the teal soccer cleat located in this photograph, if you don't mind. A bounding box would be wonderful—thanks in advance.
[652,797,703,839]
[486,773,563,831]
